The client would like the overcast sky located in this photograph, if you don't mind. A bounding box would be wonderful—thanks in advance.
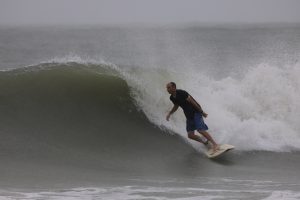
[1,0,300,25]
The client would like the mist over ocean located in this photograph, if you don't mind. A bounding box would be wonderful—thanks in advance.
[0,24,300,199]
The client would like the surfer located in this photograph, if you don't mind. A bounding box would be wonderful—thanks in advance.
[166,82,219,152]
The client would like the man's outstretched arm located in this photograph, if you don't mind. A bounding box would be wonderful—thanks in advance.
[166,104,179,121]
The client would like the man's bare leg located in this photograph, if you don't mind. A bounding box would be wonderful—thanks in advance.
[188,131,209,146]
[197,130,219,152]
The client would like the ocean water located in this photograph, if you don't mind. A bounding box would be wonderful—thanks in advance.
[0,24,300,199]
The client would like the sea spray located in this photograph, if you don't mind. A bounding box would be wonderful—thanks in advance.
[119,61,300,152]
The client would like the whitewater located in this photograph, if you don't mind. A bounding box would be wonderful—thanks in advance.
[0,25,300,199]
[118,61,300,152]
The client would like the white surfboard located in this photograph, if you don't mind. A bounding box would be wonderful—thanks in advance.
[206,144,235,158]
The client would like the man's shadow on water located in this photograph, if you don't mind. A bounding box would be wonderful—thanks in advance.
[208,154,237,165]
[170,138,241,176]
[173,151,238,178]
[185,150,238,167]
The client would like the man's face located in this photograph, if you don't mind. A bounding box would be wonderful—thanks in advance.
[166,83,176,94]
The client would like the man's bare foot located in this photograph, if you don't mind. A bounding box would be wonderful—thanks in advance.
[212,144,220,153]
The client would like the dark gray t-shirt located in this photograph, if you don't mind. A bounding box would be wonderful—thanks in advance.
[170,89,198,119]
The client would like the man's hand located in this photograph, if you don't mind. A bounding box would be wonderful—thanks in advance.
[202,112,208,118]
[166,113,171,121]
[166,105,178,121]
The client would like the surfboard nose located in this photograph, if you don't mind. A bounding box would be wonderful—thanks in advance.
[206,144,235,158]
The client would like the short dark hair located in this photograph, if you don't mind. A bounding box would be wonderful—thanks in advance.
[170,82,176,88]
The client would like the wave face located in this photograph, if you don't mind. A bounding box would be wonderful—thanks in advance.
[0,62,192,174]
[1,58,300,156]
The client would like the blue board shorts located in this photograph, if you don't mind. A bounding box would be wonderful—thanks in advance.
[186,112,208,132]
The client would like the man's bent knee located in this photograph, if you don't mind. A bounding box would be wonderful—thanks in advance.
[197,130,207,135]
[188,132,197,140]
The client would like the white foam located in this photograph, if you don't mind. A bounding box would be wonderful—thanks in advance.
[121,62,300,152]
[262,190,300,200]
[1,185,299,200]
[0,187,222,200]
